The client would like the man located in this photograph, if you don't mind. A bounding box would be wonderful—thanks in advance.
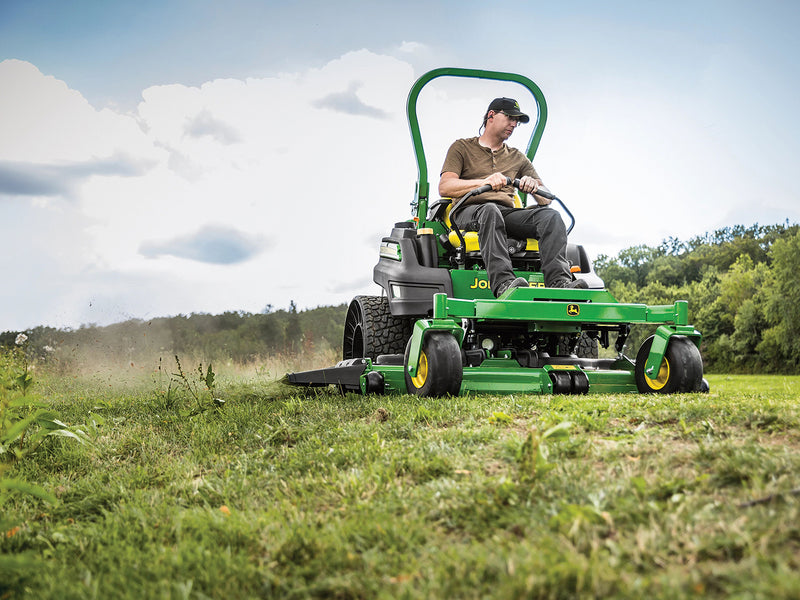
[439,97,588,297]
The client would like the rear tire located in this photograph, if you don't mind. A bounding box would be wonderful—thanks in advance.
[575,332,599,359]
[343,296,412,361]
[404,332,463,397]
[556,332,599,358]
[635,335,703,393]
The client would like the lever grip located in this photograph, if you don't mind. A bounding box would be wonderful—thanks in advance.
[506,177,555,200]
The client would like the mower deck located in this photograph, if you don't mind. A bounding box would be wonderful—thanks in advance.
[285,287,701,396]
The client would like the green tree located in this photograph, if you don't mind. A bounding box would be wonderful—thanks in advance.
[759,230,800,370]
[646,255,684,287]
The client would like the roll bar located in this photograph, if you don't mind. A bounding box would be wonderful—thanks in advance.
[406,68,548,221]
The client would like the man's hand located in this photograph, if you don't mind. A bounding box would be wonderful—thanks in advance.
[519,175,552,206]
[518,175,540,194]
[481,172,508,191]
[516,175,550,205]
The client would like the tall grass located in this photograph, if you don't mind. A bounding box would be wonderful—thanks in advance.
[2,365,799,599]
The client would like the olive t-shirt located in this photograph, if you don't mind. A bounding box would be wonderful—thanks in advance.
[440,137,539,207]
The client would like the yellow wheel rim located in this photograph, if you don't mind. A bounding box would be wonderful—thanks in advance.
[411,351,428,388]
[646,358,670,390]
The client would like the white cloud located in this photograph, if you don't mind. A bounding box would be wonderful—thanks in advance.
[1,52,419,330]
[397,41,427,54]
[0,59,162,165]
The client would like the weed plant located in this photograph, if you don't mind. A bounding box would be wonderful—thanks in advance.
[1,341,91,583]
[1,367,799,598]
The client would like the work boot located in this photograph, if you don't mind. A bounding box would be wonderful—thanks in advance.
[495,276,530,297]
[551,277,588,289]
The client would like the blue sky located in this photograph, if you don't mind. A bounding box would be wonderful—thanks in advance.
[1,0,799,331]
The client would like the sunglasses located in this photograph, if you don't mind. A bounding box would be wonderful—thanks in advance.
[499,111,522,123]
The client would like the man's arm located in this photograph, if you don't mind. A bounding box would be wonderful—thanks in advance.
[438,171,507,199]
[439,172,545,200]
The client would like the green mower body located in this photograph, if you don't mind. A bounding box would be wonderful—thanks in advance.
[285,68,707,397]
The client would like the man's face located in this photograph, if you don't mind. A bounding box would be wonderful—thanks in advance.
[488,111,521,140]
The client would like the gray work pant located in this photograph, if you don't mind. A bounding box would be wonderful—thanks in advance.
[455,202,571,291]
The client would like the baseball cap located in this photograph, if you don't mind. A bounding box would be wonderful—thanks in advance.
[487,97,530,123]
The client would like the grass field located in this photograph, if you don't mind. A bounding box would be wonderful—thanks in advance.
[2,366,800,599]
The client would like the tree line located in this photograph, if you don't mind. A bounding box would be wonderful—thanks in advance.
[0,301,347,373]
[594,222,800,373]
[3,221,799,375]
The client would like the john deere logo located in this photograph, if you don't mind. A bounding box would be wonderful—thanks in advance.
[567,304,580,316]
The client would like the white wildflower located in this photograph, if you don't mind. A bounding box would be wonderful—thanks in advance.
[15,333,28,346]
